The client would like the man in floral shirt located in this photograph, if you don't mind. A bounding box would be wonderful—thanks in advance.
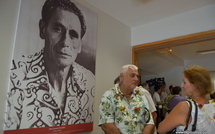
[163,84,176,113]
[99,64,154,134]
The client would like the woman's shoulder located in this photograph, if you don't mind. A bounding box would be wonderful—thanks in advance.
[176,100,189,107]
[171,101,190,118]
[200,102,215,120]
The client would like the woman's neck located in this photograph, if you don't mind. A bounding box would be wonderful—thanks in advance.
[192,95,208,104]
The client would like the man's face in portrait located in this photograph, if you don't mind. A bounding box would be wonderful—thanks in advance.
[40,8,82,68]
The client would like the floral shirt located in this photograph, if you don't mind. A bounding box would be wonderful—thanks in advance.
[99,84,154,134]
[4,50,95,130]
[163,94,173,111]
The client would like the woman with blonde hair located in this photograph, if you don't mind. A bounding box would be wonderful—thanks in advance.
[158,65,215,134]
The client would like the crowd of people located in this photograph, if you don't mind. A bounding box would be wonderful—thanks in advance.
[4,0,214,133]
[99,64,215,134]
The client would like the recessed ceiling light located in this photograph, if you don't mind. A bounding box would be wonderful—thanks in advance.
[166,48,172,52]
[197,49,215,55]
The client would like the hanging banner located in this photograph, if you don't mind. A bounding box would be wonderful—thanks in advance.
[4,0,97,133]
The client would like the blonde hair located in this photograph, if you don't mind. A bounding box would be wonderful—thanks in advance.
[184,65,212,95]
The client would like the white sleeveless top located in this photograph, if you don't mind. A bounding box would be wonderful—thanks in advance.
[176,101,215,133]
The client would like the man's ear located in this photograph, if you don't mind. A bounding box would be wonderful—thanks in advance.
[119,73,123,82]
[39,19,45,39]
[77,40,82,53]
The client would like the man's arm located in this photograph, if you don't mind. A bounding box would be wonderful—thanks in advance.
[139,88,157,124]
[142,124,155,134]
[99,90,120,133]
[140,91,155,134]
[154,93,164,105]
[101,123,121,134]
[151,111,157,125]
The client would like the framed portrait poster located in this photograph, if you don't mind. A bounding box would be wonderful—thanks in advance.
[4,0,97,134]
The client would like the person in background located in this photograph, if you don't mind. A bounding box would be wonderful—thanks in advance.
[158,65,215,134]
[153,84,163,128]
[163,84,176,114]
[99,64,155,134]
[209,92,215,103]
[140,83,157,134]
[114,76,120,84]
[169,86,186,111]
[140,83,157,131]
[142,83,150,92]
[159,81,168,102]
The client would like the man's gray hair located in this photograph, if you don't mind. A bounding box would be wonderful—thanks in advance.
[121,64,138,74]
[141,82,149,89]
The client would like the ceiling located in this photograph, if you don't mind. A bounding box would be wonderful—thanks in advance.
[84,0,215,75]
[85,0,215,27]
[138,39,215,75]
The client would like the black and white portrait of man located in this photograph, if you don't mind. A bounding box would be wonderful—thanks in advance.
[4,0,97,132]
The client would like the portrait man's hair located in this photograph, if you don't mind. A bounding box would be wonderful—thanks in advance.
[41,0,86,38]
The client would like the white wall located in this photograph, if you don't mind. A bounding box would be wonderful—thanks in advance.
[184,57,215,70]
[0,0,21,133]
[0,0,131,134]
[131,4,215,46]
[79,1,132,134]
